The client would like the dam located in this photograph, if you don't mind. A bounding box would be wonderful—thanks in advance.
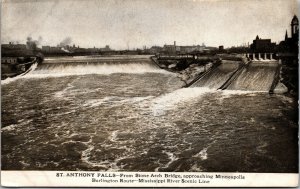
[227,62,279,91]
[188,58,282,93]
[190,60,240,89]
[1,55,297,173]
[3,54,283,93]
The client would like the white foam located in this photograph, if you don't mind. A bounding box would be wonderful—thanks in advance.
[110,131,118,142]
[83,97,115,107]
[148,87,266,117]
[24,63,173,78]
[54,83,75,99]
[190,164,203,171]
[83,96,154,108]
[2,119,33,131]
[81,142,131,171]
[156,151,178,171]
[194,148,208,160]
[221,89,261,95]
[1,62,38,85]
[150,87,214,116]
[1,124,19,131]
[44,55,152,62]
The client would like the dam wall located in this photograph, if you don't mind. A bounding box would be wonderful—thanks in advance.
[186,57,282,93]
[190,60,240,89]
[226,61,280,92]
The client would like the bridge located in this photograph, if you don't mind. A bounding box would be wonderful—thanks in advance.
[155,53,279,61]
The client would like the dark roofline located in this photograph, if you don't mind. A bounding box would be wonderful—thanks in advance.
[291,15,299,24]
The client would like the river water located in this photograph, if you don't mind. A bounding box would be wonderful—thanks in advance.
[1,55,298,172]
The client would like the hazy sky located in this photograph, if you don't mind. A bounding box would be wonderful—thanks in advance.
[1,0,299,49]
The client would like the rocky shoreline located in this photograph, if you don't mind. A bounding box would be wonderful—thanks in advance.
[177,62,213,86]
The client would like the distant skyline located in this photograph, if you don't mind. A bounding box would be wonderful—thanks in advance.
[1,0,299,50]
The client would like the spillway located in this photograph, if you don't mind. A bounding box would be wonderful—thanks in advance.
[26,56,170,77]
[190,60,240,89]
[227,62,279,91]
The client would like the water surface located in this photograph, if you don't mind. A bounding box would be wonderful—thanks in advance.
[1,56,298,172]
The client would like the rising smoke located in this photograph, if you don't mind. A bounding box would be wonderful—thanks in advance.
[26,36,43,51]
[25,36,73,53]
[58,37,72,47]
[58,37,73,53]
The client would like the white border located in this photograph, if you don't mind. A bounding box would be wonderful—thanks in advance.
[1,171,298,187]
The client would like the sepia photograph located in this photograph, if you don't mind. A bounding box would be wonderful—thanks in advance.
[1,0,299,187]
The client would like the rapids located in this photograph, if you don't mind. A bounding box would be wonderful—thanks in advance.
[1,56,298,172]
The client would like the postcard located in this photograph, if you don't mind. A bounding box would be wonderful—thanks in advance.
[1,0,298,187]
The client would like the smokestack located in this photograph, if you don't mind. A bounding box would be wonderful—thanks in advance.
[174,41,176,47]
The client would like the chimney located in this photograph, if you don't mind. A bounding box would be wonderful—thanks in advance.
[174,41,176,47]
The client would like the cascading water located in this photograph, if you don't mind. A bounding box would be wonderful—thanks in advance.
[191,61,240,89]
[1,62,39,85]
[2,56,172,82]
[227,62,279,91]
[1,56,297,172]
[30,61,169,77]
[190,60,280,92]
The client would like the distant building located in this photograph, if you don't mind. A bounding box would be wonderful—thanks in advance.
[1,57,17,64]
[100,45,111,52]
[291,15,299,39]
[250,35,276,53]
[163,41,177,54]
[178,45,205,54]
[74,48,87,53]
[15,44,27,49]
[163,41,206,54]
[50,46,63,53]
[87,47,98,53]
[42,46,51,52]
[148,46,163,54]
[278,15,299,53]
[2,42,26,50]
[1,42,34,57]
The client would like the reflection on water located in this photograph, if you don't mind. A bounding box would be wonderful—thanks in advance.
[1,56,298,172]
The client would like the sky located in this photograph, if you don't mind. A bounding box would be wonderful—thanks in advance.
[1,0,299,49]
